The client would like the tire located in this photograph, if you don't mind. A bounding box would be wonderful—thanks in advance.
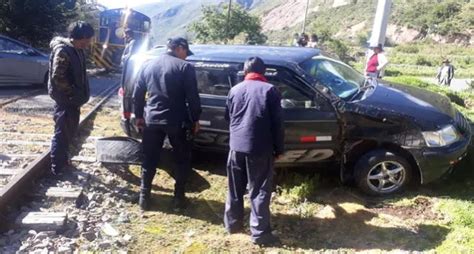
[354,149,412,196]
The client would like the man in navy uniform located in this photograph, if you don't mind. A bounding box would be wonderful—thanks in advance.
[133,37,201,211]
[224,57,284,245]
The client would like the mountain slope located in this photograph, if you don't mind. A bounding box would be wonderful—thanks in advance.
[134,0,261,44]
[132,0,473,45]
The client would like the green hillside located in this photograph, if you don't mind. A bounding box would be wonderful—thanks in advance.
[262,0,473,45]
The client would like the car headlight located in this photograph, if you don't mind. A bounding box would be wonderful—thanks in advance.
[422,125,460,147]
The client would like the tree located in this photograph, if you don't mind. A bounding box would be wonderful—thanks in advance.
[189,3,267,44]
[0,0,98,49]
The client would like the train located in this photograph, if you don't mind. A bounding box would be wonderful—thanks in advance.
[91,8,151,70]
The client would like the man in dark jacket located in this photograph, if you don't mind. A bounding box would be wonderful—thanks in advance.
[224,57,284,246]
[120,28,140,67]
[48,21,94,175]
[133,37,201,211]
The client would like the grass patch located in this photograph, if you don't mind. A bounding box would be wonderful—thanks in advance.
[276,173,319,204]
[436,199,474,253]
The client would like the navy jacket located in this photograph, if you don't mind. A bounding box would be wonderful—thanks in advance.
[226,79,284,156]
[133,53,202,126]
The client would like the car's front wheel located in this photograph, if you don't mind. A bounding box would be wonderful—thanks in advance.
[354,149,412,196]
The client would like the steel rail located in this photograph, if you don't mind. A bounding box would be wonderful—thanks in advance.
[0,89,44,108]
[0,83,119,209]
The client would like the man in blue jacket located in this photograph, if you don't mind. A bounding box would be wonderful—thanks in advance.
[224,57,284,246]
[133,37,201,211]
[48,21,94,175]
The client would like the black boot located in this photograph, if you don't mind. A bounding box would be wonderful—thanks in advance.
[139,189,151,211]
[172,187,187,210]
[139,167,154,211]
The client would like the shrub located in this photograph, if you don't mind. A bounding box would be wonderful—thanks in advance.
[415,56,433,66]
[356,32,369,47]
[385,69,402,77]
[278,174,318,204]
[396,44,420,54]
[327,39,351,62]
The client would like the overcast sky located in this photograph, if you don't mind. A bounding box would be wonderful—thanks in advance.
[97,0,161,8]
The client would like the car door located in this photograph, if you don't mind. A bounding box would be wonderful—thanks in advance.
[0,37,42,84]
[266,67,341,165]
[192,62,241,151]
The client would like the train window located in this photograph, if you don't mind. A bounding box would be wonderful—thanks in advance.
[144,21,151,32]
[100,17,109,26]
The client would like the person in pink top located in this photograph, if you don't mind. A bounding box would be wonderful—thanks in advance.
[365,43,388,79]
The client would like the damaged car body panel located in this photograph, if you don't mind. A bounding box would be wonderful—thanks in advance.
[340,80,472,184]
[119,45,472,195]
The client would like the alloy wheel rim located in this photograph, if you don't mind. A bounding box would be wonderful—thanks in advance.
[367,161,406,193]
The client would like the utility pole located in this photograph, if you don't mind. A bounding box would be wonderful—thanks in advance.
[369,0,392,47]
[302,0,310,33]
[226,0,232,44]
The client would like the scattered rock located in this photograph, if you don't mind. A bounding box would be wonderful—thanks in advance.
[87,193,101,203]
[88,201,98,209]
[33,231,52,241]
[19,244,29,252]
[101,223,119,237]
[101,214,111,222]
[57,245,72,254]
[98,240,112,250]
[117,212,130,223]
[81,231,96,242]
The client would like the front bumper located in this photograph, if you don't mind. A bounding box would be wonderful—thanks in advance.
[409,133,472,184]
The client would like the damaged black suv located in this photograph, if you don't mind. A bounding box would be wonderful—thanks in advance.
[120,45,471,195]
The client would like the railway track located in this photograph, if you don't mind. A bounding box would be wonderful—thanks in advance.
[0,84,146,252]
[0,81,117,194]
[0,88,44,109]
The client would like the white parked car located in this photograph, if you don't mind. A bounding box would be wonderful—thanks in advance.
[0,35,49,86]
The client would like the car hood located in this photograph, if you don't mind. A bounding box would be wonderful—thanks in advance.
[352,81,456,129]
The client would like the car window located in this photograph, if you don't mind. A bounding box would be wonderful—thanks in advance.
[0,38,27,54]
[300,57,364,99]
[266,68,314,109]
[195,63,238,97]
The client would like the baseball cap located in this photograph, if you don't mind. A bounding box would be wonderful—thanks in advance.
[167,37,193,56]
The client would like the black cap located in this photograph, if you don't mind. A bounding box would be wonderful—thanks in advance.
[167,37,193,56]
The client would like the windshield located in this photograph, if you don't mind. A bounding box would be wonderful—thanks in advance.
[300,57,365,99]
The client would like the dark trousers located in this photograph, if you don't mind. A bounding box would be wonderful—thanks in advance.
[141,125,192,197]
[224,150,274,241]
[51,104,80,172]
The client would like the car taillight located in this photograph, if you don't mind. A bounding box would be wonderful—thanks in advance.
[300,136,317,143]
[299,136,333,143]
